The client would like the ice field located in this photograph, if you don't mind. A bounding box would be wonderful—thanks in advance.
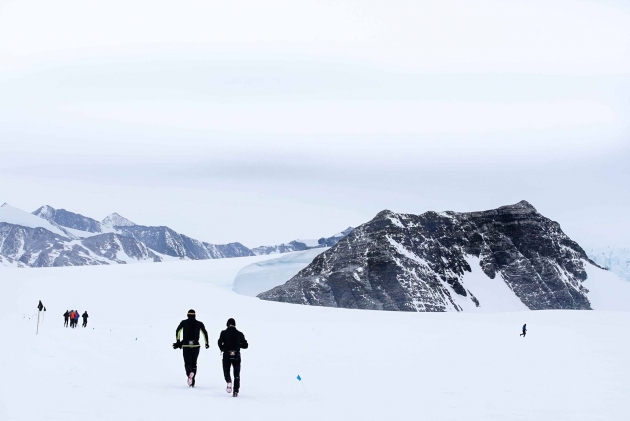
[1,254,630,421]
[233,248,327,297]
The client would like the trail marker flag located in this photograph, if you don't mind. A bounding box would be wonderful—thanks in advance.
[297,375,307,393]
[36,300,45,335]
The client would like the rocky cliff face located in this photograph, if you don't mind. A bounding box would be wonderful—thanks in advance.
[258,201,596,311]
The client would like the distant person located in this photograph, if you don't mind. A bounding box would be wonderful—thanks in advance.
[69,310,75,328]
[173,309,209,387]
[73,310,79,328]
[218,318,249,397]
[520,323,527,337]
[82,311,89,328]
[63,310,70,327]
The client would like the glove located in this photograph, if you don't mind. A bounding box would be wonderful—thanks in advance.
[205,343,209,349]
[172,340,182,349]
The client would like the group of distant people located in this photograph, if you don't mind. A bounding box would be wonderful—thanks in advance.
[173,310,248,397]
[64,310,88,328]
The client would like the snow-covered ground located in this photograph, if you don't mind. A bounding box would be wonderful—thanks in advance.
[1,256,630,421]
[233,248,327,296]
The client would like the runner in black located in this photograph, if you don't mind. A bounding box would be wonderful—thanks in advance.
[173,309,209,387]
[217,318,248,397]
[81,311,89,328]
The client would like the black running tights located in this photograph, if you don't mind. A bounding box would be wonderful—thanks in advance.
[223,358,241,392]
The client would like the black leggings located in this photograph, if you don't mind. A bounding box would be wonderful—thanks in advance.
[183,347,200,380]
[223,357,241,392]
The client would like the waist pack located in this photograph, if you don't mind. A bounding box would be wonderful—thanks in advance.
[226,350,240,360]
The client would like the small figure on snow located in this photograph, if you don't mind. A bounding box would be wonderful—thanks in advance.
[218,318,249,397]
[520,323,527,337]
[82,311,89,328]
[71,310,79,328]
[63,310,70,327]
[173,309,209,387]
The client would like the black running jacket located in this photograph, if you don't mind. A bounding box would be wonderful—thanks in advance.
[176,317,209,348]
[217,326,248,352]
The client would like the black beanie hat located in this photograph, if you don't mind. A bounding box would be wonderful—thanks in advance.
[187,309,196,317]
[227,318,235,326]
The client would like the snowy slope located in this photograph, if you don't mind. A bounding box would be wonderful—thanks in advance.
[583,261,630,310]
[0,203,68,237]
[442,256,530,312]
[233,248,328,297]
[0,257,629,421]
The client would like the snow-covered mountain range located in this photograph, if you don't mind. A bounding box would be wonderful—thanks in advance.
[0,203,354,268]
[0,203,251,267]
[259,201,612,312]
[251,227,353,255]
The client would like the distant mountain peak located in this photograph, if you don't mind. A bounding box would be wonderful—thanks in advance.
[33,205,56,221]
[102,213,136,227]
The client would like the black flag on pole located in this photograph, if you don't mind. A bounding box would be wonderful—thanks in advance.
[37,300,44,311]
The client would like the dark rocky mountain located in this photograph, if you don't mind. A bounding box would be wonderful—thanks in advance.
[33,205,104,233]
[258,201,598,311]
[0,222,161,267]
[252,227,354,255]
[115,225,254,259]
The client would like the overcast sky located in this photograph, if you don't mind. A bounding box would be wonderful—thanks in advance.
[0,0,629,248]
